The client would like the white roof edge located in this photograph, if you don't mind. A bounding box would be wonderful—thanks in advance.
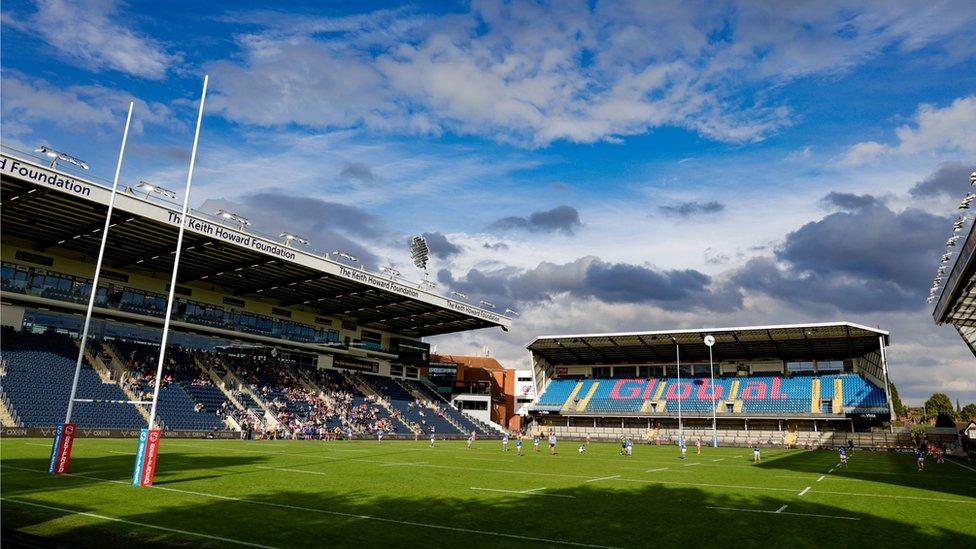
[529,321,890,345]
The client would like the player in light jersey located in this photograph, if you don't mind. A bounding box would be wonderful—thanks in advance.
[695,437,702,455]
[429,431,436,448]
[626,438,634,456]
[578,443,587,455]
[466,431,476,449]
[753,444,762,463]
[515,433,524,455]
[502,433,510,451]
[548,432,557,455]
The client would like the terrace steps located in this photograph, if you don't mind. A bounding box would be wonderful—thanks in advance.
[832,378,843,414]
[561,382,584,412]
[576,382,600,411]
[220,363,276,428]
[81,343,114,384]
[196,357,252,426]
[652,380,666,400]
[811,378,821,413]
[0,390,19,427]
[727,379,740,402]
[99,343,150,423]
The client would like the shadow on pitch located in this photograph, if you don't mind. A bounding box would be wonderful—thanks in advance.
[754,447,976,500]
[2,453,973,548]
[0,450,269,494]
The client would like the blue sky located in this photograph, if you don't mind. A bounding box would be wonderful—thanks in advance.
[2,0,975,404]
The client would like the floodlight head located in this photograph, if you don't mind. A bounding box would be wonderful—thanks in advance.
[137,181,177,200]
[926,296,935,303]
[450,290,468,300]
[703,335,716,347]
[279,232,309,246]
[332,250,358,262]
[35,145,89,170]
[479,299,495,309]
[380,266,400,277]
[504,308,520,317]
[215,209,250,228]
[971,171,976,186]
[410,235,430,271]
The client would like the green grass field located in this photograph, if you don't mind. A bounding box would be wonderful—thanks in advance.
[2,437,974,548]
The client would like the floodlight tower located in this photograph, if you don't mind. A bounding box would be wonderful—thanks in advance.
[410,235,431,288]
[704,334,718,447]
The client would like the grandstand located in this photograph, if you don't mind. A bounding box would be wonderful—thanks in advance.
[933,202,976,356]
[0,147,511,437]
[527,323,895,444]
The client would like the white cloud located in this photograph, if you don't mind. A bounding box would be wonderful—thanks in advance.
[840,95,976,165]
[0,72,180,137]
[13,0,178,79]
[206,1,976,147]
[838,141,889,167]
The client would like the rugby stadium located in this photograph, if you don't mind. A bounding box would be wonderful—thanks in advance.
[3,2,976,545]
[1,146,975,548]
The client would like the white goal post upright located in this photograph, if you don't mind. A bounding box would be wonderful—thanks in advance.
[62,102,134,425]
[49,102,133,476]
[674,338,682,445]
[145,75,209,431]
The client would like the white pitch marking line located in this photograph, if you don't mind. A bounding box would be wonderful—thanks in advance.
[470,487,575,499]
[811,489,976,504]
[457,457,511,463]
[378,461,429,467]
[712,458,725,462]
[798,486,812,496]
[828,467,835,474]
[707,506,859,521]
[645,468,669,473]
[775,505,788,513]
[107,450,134,455]
[24,442,53,447]
[816,475,826,482]
[254,465,330,476]
[1,497,280,548]
[684,462,701,467]
[946,459,976,473]
[586,475,621,483]
[1,466,612,548]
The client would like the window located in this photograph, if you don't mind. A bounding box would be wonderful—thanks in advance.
[456,399,488,411]
[390,364,404,377]
[787,361,815,373]
[612,366,636,378]
[817,360,843,372]
[592,366,612,378]
[517,376,532,382]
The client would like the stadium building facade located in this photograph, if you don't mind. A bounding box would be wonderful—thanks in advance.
[526,323,895,444]
[0,148,511,437]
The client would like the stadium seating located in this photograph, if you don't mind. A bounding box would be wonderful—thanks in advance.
[400,379,499,436]
[536,379,577,407]
[534,373,887,416]
[0,328,144,428]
